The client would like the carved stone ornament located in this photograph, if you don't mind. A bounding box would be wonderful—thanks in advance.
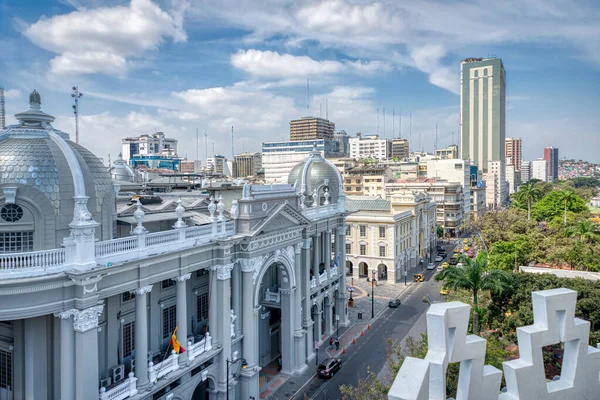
[230,199,240,220]
[323,187,330,205]
[208,197,216,219]
[173,273,192,282]
[212,263,234,280]
[72,304,104,332]
[312,188,319,207]
[173,197,186,228]
[131,285,153,296]
[132,201,148,235]
[217,195,226,221]
[240,256,265,275]
[285,245,295,262]
[295,242,303,254]
[72,196,93,223]
[54,309,76,320]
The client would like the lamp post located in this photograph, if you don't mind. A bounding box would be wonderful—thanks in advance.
[226,357,247,400]
[336,314,340,336]
[371,269,376,319]
[350,276,354,300]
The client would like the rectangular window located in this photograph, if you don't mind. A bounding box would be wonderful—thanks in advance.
[162,305,177,339]
[123,321,135,358]
[161,279,176,290]
[360,244,366,256]
[379,246,386,257]
[196,269,209,278]
[196,293,209,321]
[122,292,135,303]
[379,226,386,238]
[346,225,351,235]
[0,350,11,390]
[345,243,351,254]
[346,186,351,191]
[0,231,33,253]
[359,225,367,237]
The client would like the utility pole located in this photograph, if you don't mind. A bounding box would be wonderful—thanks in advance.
[0,86,5,130]
[71,86,83,144]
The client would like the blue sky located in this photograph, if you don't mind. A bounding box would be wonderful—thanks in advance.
[0,0,599,164]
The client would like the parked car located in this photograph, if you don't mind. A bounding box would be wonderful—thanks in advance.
[435,255,444,262]
[448,257,458,265]
[467,250,474,258]
[427,262,436,270]
[441,262,449,269]
[389,298,401,308]
[317,358,342,378]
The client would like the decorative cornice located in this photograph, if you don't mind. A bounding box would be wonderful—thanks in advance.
[0,280,74,295]
[302,238,312,249]
[240,256,265,275]
[212,264,234,280]
[131,285,153,296]
[72,304,104,332]
[173,273,192,283]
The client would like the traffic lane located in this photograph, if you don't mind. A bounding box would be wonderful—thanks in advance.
[302,278,442,400]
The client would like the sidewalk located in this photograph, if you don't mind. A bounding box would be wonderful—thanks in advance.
[266,279,415,400]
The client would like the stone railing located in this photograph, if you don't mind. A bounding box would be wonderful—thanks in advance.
[187,333,213,362]
[0,221,234,279]
[0,248,66,276]
[149,350,180,384]
[388,288,600,400]
[330,266,338,277]
[310,277,317,289]
[319,271,328,284]
[99,372,137,400]
[302,203,341,220]
[264,288,281,303]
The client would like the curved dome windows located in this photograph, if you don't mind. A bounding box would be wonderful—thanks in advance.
[1,204,23,223]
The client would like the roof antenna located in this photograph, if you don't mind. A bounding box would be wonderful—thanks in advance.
[326,98,328,120]
[392,107,395,139]
[399,109,402,139]
[231,125,234,159]
[307,77,310,115]
[435,123,438,153]
[377,108,379,135]
[383,107,386,138]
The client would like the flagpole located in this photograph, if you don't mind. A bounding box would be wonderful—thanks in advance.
[155,327,176,381]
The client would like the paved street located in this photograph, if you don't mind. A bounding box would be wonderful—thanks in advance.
[283,268,443,400]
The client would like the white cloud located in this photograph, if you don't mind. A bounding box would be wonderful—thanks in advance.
[24,0,187,76]
[231,49,392,80]
[3,89,22,99]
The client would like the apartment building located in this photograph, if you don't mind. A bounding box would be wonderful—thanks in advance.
[349,135,391,160]
[289,116,335,141]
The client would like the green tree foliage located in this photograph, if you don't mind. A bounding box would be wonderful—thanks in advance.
[571,177,600,188]
[514,183,543,221]
[532,190,587,222]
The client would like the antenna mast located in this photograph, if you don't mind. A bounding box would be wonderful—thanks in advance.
[0,86,5,130]
[399,109,402,139]
[204,131,208,164]
[231,126,234,159]
[307,78,310,114]
[71,86,83,144]
[383,107,386,138]
[376,108,379,135]
[435,123,438,153]
[392,107,395,139]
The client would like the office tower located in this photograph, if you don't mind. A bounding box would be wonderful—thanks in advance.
[349,135,391,160]
[505,138,522,169]
[543,146,559,182]
[521,161,532,183]
[532,159,548,182]
[289,116,335,141]
[391,138,410,160]
[460,57,506,172]
[233,152,262,177]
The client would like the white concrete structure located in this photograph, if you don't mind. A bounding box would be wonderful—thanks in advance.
[521,161,532,183]
[426,159,471,223]
[484,161,508,209]
[349,135,391,161]
[532,159,548,182]
[388,288,600,400]
[505,164,521,194]
[121,132,178,163]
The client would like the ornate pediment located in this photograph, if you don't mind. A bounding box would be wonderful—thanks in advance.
[248,203,310,236]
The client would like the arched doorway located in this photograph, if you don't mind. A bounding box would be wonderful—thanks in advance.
[346,260,353,276]
[377,264,387,280]
[191,376,215,400]
[359,262,369,277]
[311,303,320,345]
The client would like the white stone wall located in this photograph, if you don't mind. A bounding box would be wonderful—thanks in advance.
[388,288,600,400]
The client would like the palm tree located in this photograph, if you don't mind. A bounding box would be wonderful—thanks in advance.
[515,183,542,220]
[567,220,600,244]
[556,190,577,226]
[435,253,513,333]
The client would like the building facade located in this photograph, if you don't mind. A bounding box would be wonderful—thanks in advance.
[206,155,229,176]
[505,165,521,194]
[505,137,522,168]
[348,135,391,161]
[543,146,559,182]
[233,152,262,178]
[434,145,458,159]
[130,155,183,171]
[391,138,410,160]
[0,92,350,400]
[521,161,532,183]
[289,117,335,141]
[484,161,508,209]
[122,132,178,163]
[460,57,506,173]
[532,159,548,182]
[261,139,341,183]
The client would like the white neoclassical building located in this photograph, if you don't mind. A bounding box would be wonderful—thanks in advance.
[0,92,349,400]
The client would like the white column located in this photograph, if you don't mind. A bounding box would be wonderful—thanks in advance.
[313,233,320,281]
[293,243,307,373]
[324,230,332,278]
[232,264,242,337]
[54,311,75,400]
[209,268,219,344]
[73,305,104,400]
[280,288,294,374]
[214,264,234,393]
[175,274,191,364]
[239,258,260,400]
[133,285,153,388]
[324,300,333,336]
[314,310,323,344]
[337,228,349,326]
[302,239,314,363]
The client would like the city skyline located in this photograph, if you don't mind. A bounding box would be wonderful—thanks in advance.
[0,0,598,163]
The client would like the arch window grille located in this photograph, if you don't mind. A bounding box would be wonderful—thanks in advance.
[1,204,23,223]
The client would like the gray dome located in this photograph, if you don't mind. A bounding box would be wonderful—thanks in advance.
[287,146,342,206]
[0,90,115,244]
[110,153,136,183]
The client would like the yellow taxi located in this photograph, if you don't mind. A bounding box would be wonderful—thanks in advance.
[440,286,449,295]
[453,247,460,253]
[463,245,469,251]
[463,238,469,244]
[441,262,449,269]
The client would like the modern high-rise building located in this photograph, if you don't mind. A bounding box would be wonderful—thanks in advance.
[532,159,548,182]
[349,134,391,160]
[391,138,410,160]
[505,137,522,169]
[521,161,532,183]
[334,130,350,156]
[460,57,506,172]
[290,116,335,141]
[121,132,178,163]
[233,152,262,177]
[543,146,559,182]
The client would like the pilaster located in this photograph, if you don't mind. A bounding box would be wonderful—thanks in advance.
[132,285,152,389]
[174,274,191,364]
[214,264,233,390]
[54,311,75,400]
[73,304,103,400]
[337,228,349,326]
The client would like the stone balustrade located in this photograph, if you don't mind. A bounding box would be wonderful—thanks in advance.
[99,372,137,400]
[148,350,180,384]
[310,277,317,289]
[264,288,281,303]
[0,221,234,279]
[388,288,600,400]
[187,333,213,362]
[330,266,338,277]
[302,203,342,220]
[319,271,328,284]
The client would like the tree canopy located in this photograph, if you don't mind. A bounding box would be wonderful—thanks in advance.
[532,190,587,222]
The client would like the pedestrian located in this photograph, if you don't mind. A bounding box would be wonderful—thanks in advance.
[277,356,282,371]
[335,338,340,351]
[329,337,334,350]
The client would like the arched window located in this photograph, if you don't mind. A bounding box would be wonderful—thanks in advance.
[474,70,479,78]
[483,68,488,76]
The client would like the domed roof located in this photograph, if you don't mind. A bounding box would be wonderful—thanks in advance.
[110,153,136,183]
[0,90,115,240]
[288,145,343,207]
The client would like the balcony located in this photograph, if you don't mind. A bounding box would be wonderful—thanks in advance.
[0,221,235,279]
[264,288,281,303]
[330,266,338,277]
[149,350,180,384]
[302,203,342,220]
[319,271,328,283]
[99,373,137,400]
[310,277,317,289]
[187,333,213,361]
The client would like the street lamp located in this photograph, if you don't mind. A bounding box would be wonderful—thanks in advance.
[371,269,376,319]
[226,357,247,400]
